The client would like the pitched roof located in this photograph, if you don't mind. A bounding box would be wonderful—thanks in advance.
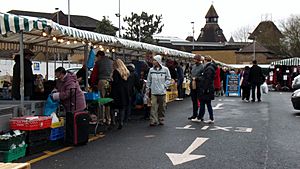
[237,42,274,53]
[7,10,99,30]
[197,24,227,42]
[229,36,234,43]
[249,21,283,40]
[205,5,218,18]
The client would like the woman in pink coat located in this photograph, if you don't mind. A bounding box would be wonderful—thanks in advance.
[214,64,221,96]
[52,67,86,112]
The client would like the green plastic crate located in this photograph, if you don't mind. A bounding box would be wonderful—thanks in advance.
[0,144,27,162]
[0,134,26,151]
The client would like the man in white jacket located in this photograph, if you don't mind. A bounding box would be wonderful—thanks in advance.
[146,55,171,126]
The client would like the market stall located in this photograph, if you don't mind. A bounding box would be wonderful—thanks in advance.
[269,57,300,91]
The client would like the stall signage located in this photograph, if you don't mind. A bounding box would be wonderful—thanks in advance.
[33,62,40,71]
[225,74,241,96]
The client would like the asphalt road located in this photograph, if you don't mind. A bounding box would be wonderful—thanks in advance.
[27,91,300,169]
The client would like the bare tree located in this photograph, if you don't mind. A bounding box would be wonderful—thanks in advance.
[280,15,300,57]
[232,25,254,42]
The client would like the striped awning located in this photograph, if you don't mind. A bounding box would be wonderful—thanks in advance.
[271,57,300,66]
[0,12,54,35]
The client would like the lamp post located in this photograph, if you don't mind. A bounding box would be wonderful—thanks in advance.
[191,21,195,50]
[115,0,121,37]
[68,0,70,27]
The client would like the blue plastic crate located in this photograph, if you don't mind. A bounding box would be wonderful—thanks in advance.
[84,92,100,101]
[49,127,64,141]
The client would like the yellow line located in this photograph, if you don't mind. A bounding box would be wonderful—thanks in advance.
[27,134,105,164]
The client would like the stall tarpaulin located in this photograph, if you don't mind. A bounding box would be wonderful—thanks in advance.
[271,57,300,66]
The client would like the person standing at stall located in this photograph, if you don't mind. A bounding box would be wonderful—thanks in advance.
[111,59,130,129]
[52,67,86,112]
[188,55,204,120]
[240,66,251,102]
[146,55,171,126]
[175,61,184,101]
[12,49,34,100]
[197,56,216,123]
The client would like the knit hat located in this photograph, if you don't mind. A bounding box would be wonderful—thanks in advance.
[194,54,203,61]
[153,55,162,66]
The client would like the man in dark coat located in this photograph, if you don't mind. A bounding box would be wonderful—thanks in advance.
[12,49,34,100]
[197,56,216,123]
[249,60,264,102]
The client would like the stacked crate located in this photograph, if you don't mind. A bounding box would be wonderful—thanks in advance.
[10,116,52,155]
[0,131,26,162]
[48,117,65,149]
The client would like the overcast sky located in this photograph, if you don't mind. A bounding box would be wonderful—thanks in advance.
[1,0,299,41]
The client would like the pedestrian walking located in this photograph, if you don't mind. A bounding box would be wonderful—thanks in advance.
[249,60,264,102]
[188,55,205,120]
[240,66,251,102]
[197,56,216,123]
[146,55,171,126]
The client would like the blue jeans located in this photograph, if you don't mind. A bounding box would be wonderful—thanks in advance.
[198,100,214,121]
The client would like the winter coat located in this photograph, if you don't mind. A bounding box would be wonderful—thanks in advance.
[111,70,129,108]
[96,56,113,80]
[146,66,171,95]
[12,57,34,99]
[214,67,221,90]
[198,62,217,101]
[127,67,141,97]
[55,73,86,112]
[241,69,251,87]
[249,65,264,85]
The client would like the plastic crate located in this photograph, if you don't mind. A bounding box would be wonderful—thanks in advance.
[49,127,64,141]
[84,92,100,101]
[0,133,25,151]
[10,116,52,131]
[51,117,64,128]
[26,128,51,143]
[0,144,27,162]
[26,140,48,155]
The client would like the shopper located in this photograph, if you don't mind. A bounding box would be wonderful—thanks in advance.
[188,55,204,120]
[12,49,34,100]
[197,56,216,123]
[175,61,184,101]
[146,55,171,126]
[240,66,251,102]
[249,60,264,102]
[52,67,86,112]
[76,64,87,91]
[214,64,221,96]
[111,59,130,129]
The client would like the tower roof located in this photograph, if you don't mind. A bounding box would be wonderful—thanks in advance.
[205,5,219,18]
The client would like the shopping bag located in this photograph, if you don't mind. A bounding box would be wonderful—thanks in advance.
[44,95,59,116]
[87,48,96,69]
[261,82,268,94]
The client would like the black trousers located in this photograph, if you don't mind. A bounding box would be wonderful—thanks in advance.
[241,86,251,100]
[251,84,261,101]
[190,89,199,117]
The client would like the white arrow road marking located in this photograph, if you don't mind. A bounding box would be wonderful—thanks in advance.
[210,126,232,131]
[213,103,224,110]
[201,126,209,130]
[176,125,195,130]
[234,127,253,133]
[166,137,208,166]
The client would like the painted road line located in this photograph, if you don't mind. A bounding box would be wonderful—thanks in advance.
[201,126,209,130]
[176,125,195,130]
[145,135,156,138]
[27,134,105,164]
[210,126,232,131]
[213,103,224,110]
[234,127,253,133]
[166,137,209,166]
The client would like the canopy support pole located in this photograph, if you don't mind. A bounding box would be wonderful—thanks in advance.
[19,31,25,116]
[84,45,88,91]
[46,41,49,81]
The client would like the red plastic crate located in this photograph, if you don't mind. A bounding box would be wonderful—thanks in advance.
[10,116,52,131]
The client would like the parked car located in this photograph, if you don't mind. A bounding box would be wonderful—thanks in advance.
[292,75,300,90]
[291,89,300,110]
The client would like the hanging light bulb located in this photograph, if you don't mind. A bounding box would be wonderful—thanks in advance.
[73,40,77,44]
[93,45,97,48]
[100,48,104,51]
[99,45,102,49]
[82,41,86,44]
[106,49,110,53]
[42,32,47,37]
[67,41,71,45]
[60,39,64,43]
[88,42,92,46]
[52,37,57,41]
[112,48,115,53]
